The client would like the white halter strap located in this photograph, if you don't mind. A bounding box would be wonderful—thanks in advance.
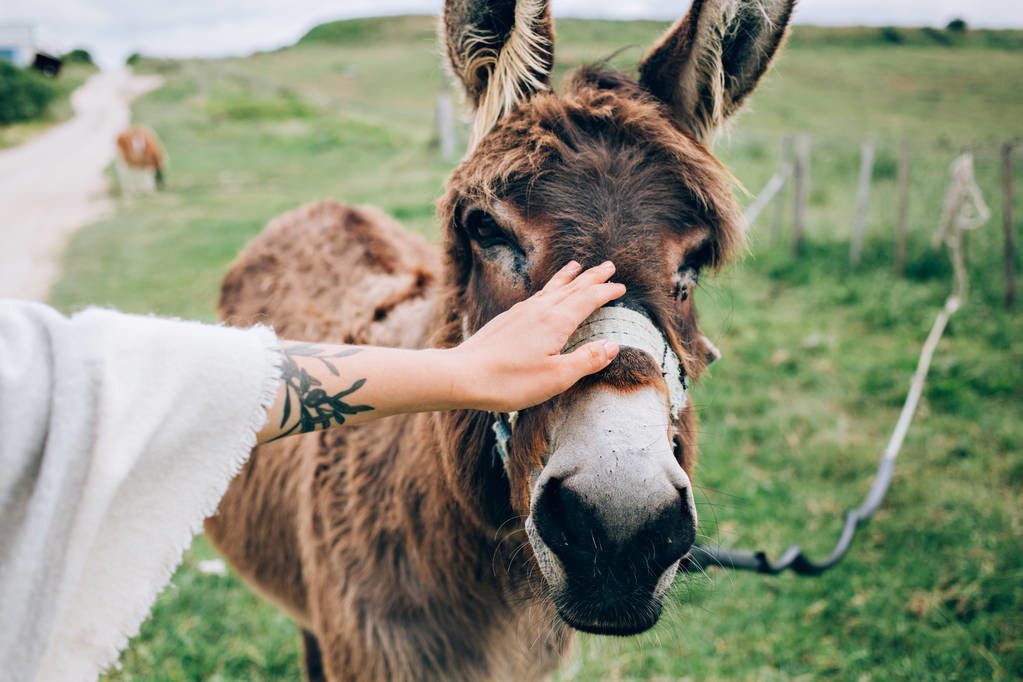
[472,306,691,465]
[562,306,687,419]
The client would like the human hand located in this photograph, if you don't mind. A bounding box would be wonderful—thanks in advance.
[448,261,625,412]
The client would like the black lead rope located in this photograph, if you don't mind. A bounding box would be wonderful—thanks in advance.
[682,455,896,575]
[688,157,981,576]
[682,284,965,576]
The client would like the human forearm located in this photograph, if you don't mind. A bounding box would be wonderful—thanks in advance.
[257,343,473,443]
[256,261,625,444]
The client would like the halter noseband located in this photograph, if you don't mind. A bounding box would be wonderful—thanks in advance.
[490,305,689,466]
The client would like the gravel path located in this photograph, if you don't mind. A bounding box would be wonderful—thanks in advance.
[0,68,163,301]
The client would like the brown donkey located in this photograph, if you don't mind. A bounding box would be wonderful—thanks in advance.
[206,1,795,679]
[115,125,165,193]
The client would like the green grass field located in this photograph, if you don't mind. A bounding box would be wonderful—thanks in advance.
[44,16,1022,680]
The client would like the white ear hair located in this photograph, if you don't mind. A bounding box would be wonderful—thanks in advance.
[466,0,552,151]
[442,0,554,152]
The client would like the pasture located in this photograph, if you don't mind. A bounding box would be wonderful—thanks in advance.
[47,16,1022,680]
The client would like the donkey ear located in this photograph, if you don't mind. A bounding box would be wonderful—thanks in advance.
[638,0,795,145]
[442,0,555,148]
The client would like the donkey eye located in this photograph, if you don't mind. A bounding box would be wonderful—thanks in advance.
[673,265,699,301]
[465,210,516,248]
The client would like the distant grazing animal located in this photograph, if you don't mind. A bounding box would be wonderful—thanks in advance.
[205,1,795,680]
[115,125,164,193]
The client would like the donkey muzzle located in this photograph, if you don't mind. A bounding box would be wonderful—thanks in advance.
[526,386,696,635]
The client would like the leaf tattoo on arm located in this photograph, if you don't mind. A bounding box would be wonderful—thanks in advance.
[271,344,374,441]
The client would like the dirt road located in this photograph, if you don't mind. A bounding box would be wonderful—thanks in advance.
[0,68,163,301]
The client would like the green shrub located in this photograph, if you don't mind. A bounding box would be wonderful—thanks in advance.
[126,53,141,66]
[946,18,968,33]
[0,62,59,124]
[63,48,94,65]
[878,27,905,44]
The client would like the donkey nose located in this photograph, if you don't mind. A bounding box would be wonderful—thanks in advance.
[531,468,696,581]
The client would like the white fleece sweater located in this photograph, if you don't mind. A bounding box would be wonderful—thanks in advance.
[0,301,281,682]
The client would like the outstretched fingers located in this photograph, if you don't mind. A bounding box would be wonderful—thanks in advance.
[541,260,583,292]
[545,261,625,385]
[452,260,628,411]
[565,278,626,317]
[532,261,626,345]
[539,260,614,302]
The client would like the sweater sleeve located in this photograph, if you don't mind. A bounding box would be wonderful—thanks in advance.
[0,302,282,682]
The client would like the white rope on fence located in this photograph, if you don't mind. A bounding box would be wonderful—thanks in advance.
[881,152,989,470]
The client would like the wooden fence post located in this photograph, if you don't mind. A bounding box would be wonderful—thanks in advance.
[850,137,875,265]
[895,139,910,276]
[1004,142,1017,309]
[772,135,793,242]
[792,134,810,255]
[436,90,456,162]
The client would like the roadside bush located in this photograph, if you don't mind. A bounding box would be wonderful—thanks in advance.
[126,53,141,66]
[63,48,94,65]
[0,62,58,124]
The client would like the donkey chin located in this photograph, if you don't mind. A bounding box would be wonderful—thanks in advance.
[525,385,697,636]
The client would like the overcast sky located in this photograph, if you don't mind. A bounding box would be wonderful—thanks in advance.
[3,0,1021,67]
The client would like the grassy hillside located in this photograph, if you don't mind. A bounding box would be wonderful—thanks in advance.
[45,16,1021,680]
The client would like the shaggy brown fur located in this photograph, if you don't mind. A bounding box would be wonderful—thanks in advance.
[206,1,794,679]
[115,125,165,189]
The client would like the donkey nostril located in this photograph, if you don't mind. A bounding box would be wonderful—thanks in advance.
[532,475,594,560]
[640,495,696,573]
[532,475,567,548]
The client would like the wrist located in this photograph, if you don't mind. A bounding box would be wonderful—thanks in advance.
[435,346,489,412]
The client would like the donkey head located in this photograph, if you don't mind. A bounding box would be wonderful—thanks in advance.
[438,0,794,635]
